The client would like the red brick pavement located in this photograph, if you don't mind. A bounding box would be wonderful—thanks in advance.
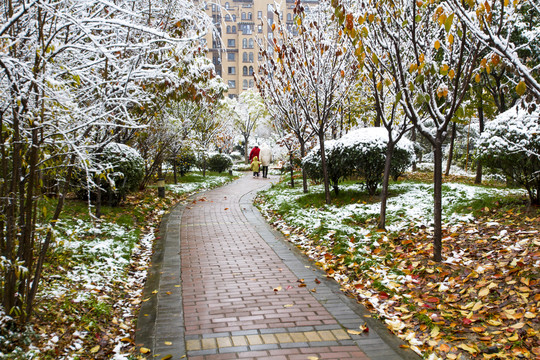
[180,176,370,359]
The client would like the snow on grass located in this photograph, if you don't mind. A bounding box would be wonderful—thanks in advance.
[168,172,238,194]
[261,181,525,239]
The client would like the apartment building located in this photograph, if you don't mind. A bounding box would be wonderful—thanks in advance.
[200,0,318,98]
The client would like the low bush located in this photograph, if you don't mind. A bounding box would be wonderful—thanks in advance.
[171,148,197,177]
[477,105,540,204]
[207,153,233,173]
[74,143,144,205]
[302,128,414,195]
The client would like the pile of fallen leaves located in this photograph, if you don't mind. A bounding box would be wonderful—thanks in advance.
[258,187,540,359]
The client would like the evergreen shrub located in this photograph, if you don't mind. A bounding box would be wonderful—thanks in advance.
[477,106,540,204]
[207,153,233,173]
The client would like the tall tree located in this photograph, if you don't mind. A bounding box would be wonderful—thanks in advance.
[0,0,215,324]
[234,89,269,164]
[267,0,359,204]
[336,0,480,261]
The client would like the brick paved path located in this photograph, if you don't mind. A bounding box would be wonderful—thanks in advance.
[137,175,416,360]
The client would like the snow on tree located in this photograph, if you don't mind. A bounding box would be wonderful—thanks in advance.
[449,0,540,103]
[256,19,315,192]
[334,0,481,261]
[233,89,270,164]
[478,104,540,204]
[260,0,359,204]
[0,0,217,324]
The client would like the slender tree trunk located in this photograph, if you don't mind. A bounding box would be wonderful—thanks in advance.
[26,156,75,322]
[319,132,331,205]
[378,143,395,230]
[411,127,417,172]
[475,99,485,184]
[244,135,249,164]
[433,141,444,262]
[289,153,295,188]
[445,122,457,176]
[96,176,102,218]
[300,140,308,193]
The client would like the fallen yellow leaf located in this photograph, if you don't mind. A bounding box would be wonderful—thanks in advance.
[508,333,519,341]
[164,341,172,345]
[90,345,100,353]
[458,344,478,353]
[140,347,151,354]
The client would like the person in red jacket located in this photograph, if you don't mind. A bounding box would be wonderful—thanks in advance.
[249,146,260,162]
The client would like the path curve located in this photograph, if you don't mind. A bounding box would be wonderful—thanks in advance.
[136,174,418,360]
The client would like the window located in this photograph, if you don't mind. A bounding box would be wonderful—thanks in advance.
[232,14,236,21]
[232,25,236,33]
[243,80,248,89]
[212,4,216,11]
[226,25,231,33]
[248,38,254,48]
[242,38,248,48]
[258,25,263,33]
[228,80,236,88]
[225,2,230,9]
[249,79,254,88]
[227,39,236,47]
[258,11,262,19]
[249,52,253,62]
[227,52,235,61]
[287,13,292,21]
[249,66,254,76]
[225,14,231,21]
[248,12,252,20]
[228,66,236,75]
[243,66,248,76]
[241,12,246,20]
[243,52,248,62]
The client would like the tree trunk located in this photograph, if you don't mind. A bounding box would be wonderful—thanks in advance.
[433,141,444,262]
[96,176,102,218]
[300,140,308,193]
[411,127,417,172]
[378,142,395,230]
[319,133,331,205]
[475,99,485,184]
[445,122,457,176]
[26,155,75,322]
[289,153,295,188]
[244,135,249,164]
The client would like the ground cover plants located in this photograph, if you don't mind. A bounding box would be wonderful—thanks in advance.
[0,172,236,360]
[256,174,540,359]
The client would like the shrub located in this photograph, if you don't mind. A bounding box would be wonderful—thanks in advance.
[74,143,144,205]
[303,140,351,195]
[477,105,540,204]
[302,127,414,195]
[207,153,233,173]
[171,149,197,177]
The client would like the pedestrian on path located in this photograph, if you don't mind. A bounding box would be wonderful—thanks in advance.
[250,155,261,177]
[248,145,260,162]
[259,145,272,178]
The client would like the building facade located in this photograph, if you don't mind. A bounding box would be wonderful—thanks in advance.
[200,0,317,98]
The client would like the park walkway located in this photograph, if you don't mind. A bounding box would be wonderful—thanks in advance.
[136,174,417,360]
